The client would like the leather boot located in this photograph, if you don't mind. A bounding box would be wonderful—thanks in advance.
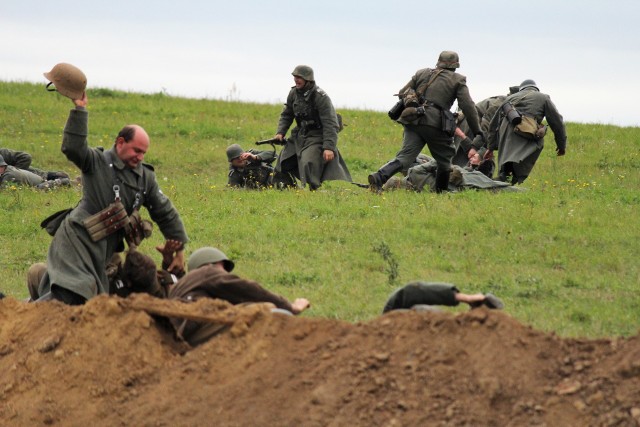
[435,169,451,193]
[368,159,403,192]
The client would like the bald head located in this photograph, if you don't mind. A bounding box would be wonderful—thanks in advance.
[115,124,150,169]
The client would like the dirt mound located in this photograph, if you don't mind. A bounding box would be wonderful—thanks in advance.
[1,295,640,426]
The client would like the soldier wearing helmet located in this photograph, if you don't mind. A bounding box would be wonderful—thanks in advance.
[225,143,277,189]
[0,147,70,183]
[165,247,311,346]
[272,65,352,190]
[368,51,483,193]
[0,153,71,190]
[486,79,567,184]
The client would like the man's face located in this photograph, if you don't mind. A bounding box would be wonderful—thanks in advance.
[293,75,306,89]
[116,126,150,169]
[0,165,6,174]
[231,157,248,168]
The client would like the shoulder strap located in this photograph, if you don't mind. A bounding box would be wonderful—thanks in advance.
[416,69,445,99]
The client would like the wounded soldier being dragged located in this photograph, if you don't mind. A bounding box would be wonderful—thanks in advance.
[382,154,524,193]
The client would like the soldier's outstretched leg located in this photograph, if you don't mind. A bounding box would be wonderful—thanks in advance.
[368,159,403,192]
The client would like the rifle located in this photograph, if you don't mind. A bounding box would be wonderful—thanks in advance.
[255,137,287,146]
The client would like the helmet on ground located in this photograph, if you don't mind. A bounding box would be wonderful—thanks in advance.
[226,144,244,161]
[43,63,87,99]
[187,247,235,272]
[519,79,539,91]
[0,154,7,167]
[291,65,314,81]
[436,51,460,69]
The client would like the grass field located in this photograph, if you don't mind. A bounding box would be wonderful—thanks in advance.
[1,81,638,338]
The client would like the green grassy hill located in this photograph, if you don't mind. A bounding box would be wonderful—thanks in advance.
[1,81,639,337]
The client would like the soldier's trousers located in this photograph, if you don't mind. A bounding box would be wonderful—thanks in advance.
[395,125,456,172]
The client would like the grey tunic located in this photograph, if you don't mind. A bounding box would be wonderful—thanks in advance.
[39,107,188,300]
[275,83,351,189]
[393,67,482,170]
[487,87,567,180]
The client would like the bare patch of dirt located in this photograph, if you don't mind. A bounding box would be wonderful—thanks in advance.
[1,294,639,426]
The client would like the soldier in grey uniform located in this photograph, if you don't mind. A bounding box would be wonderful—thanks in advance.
[0,154,70,189]
[226,143,276,189]
[369,51,483,193]
[273,65,351,190]
[382,154,520,193]
[487,79,567,184]
[0,147,70,181]
[37,83,188,305]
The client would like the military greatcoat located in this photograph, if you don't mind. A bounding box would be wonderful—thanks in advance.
[275,83,351,189]
[39,107,188,300]
[487,87,567,182]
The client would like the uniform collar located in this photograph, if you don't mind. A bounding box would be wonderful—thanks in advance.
[107,146,144,177]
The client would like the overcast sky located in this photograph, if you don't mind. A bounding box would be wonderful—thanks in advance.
[2,0,638,127]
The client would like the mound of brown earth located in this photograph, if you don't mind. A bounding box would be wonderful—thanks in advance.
[1,294,640,426]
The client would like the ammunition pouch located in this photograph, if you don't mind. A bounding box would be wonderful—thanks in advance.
[440,108,457,137]
[41,207,73,236]
[124,210,153,248]
[83,201,130,242]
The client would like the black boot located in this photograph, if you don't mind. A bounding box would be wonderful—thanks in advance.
[368,159,403,192]
[435,169,451,193]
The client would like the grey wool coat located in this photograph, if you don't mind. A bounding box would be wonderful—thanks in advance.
[487,87,567,178]
[39,107,188,300]
[275,82,351,188]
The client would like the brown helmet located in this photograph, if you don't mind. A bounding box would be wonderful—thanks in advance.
[43,63,87,99]
[436,51,460,69]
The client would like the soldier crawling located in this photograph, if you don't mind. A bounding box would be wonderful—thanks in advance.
[225,143,276,189]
